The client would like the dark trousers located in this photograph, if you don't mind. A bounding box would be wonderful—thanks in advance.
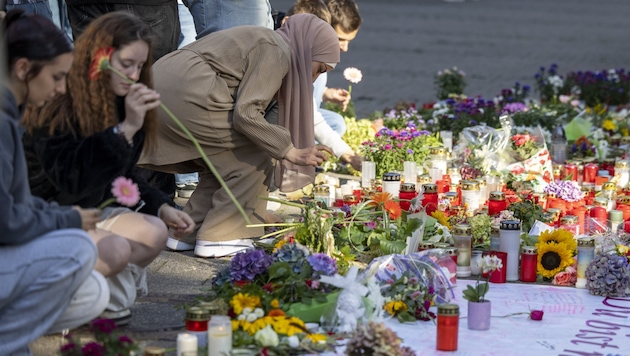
[66,1,180,61]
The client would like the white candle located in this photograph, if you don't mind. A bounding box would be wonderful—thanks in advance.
[361,161,376,188]
[177,333,198,356]
[208,316,232,356]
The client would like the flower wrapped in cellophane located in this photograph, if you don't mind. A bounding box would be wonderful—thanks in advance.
[360,252,455,323]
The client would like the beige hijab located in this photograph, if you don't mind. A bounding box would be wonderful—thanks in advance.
[275,14,340,192]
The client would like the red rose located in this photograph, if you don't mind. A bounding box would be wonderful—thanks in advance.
[530,310,544,320]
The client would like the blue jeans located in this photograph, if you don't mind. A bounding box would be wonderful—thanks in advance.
[175,172,199,185]
[184,0,273,38]
[5,1,52,20]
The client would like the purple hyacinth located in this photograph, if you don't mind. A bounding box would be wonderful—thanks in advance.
[230,249,273,282]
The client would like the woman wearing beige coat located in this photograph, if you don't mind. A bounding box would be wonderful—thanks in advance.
[139,14,340,257]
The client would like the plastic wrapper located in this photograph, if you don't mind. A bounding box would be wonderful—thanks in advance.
[452,115,512,174]
[360,251,455,305]
[502,125,553,193]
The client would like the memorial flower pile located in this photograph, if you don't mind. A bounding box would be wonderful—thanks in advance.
[60,319,139,356]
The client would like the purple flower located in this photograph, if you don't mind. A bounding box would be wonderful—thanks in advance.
[90,319,117,334]
[118,335,134,344]
[365,221,377,229]
[502,102,528,113]
[230,249,273,282]
[407,149,413,154]
[307,253,338,276]
[59,343,77,352]
[81,342,106,356]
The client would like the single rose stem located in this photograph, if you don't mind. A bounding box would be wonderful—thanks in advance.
[105,63,250,224]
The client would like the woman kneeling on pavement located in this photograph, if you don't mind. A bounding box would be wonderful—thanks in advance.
[21,12,195,324]
[138,14,340,258]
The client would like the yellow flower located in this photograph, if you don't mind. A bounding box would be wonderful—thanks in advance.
[241,318,268,335]
[431,210,451,229]
[383,301,407,316]
[270,299,279,309]
[230,293,260,315]
[603,119,616,131]
[536,241,574,279]
[273,239,288,252]
[617,244,629,256]
[537,229,577,252]
[306,333,328,343]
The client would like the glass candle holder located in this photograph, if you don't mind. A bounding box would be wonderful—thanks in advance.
[475,178,488,207]
[185,307,209,348]
[382,172,401,198]
[399,183,417,211]
[608,210,623,233]
[490,225,500,251]
[177,333,198,356]
[440,131,453,151]
[430,146,448,177]
[520,246,538,283]
[436,304,459,351]
[452,224,472,278]
[499,220,521,282]
[470,250,484,276]
[313,185,331,208]
[422,183,439,214]
[583,163,598,183]
[208,315,232,356]
[488,191,507,216]
[559,215,579,236]
[447,167,461,186]
[361,161,376,189]
[461,180,480,216]
[403,161,417,185]
[615,160,629,188]
[575,238,595,289]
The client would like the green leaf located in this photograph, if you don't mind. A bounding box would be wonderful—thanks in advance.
[268,262,291,280]
[379,240,407,255]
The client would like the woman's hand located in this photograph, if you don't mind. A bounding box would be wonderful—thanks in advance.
[159,204,196,237]
[73,207,102,231]
[123,83,161,139]
[340,151,363,171]
[323,88,351,111]
[284,145,334,167]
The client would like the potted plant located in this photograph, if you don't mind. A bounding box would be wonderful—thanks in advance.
[462,255,503,330]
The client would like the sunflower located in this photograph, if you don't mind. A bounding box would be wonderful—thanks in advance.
[431,210,451,229]
[537,229,577,251]
[384,200,402,220]
[368,192,392,207]
[536,241,574,279]
[230,293,261,315]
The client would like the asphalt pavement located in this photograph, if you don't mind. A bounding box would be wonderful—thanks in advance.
[30,0,630,354]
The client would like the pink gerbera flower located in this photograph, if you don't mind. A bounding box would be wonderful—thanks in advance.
[111,177,140,207]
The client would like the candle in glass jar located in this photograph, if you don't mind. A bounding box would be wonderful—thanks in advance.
[436,304,459,351]
[499,220,521,282]
[452,224,472,277]
[488,191,507,216]
[520,246,538,283]
[185,307,209,348]
[575,238,595,289]
[583,163,598,183]
[208,316,232,356]
[422,183,439,214]
[177,333,198,356]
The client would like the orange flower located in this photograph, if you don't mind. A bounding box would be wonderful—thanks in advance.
[267,309,286,317]
[89,47,114,80]
[369,192,392,207]
[384,200,402,220]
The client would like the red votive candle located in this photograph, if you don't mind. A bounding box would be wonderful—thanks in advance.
[422,183,439,214]
[520,246,538,282]
[589,206,607,233]
[488,191,507,216]
[483,251,507,283]
[398,183,417,211]
[436,304,459,351]
[563,163,578,181]
[584,163,598,183]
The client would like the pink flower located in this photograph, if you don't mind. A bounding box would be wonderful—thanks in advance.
[530,310,544,321]
[111,177,140,207]
[343,67,363,84]
[552,266,576,286]
[558,95,571,104]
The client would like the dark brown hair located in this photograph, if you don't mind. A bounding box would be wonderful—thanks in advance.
[288,0,332,24]
[23,12,159,152]
[325,0,361,33]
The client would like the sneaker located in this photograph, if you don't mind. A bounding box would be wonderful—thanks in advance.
[166,236,195,251]
[99,309,132,326]
[176,183,198,198]
[194,239,254,258]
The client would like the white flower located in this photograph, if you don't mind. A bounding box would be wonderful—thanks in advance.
[482,255,503,273]
[242,307,252,315]
[255,325,280,347]
[254,308,265,318]
[286,335,300,348]
[237,314,246,321]
[246,313,258,323]
[343,67,363,84]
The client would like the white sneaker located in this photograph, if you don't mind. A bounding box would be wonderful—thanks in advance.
[194,239,254,258]
[99,308,132,326]
[166,236,195,251]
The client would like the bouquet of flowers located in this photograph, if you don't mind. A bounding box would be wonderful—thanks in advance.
[345,322,416,356]
[360,125,441,178]
[434,67,467,100]
[569,136,597,159]
[380,272,437,322]
[60,319,139,356]
[543,180,584,202]
[510,133,539,161]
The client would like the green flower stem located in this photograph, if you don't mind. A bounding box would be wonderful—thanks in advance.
[105,63,250,224]
[97,197,116,210]
[258,226,297,240]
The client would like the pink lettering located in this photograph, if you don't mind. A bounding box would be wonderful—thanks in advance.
[592,309,630,319]
[570,340,619,349]
[560,350,604,356]
[602,297,630,310]
[578,329,616,337]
